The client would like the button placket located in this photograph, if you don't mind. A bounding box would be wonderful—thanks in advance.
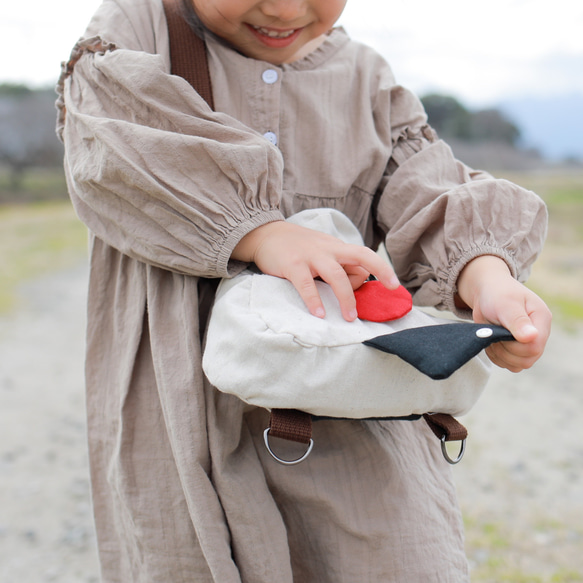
[259,67,281,146]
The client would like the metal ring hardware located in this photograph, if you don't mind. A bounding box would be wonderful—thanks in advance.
[441,436,466,465]
[263,428,314,466]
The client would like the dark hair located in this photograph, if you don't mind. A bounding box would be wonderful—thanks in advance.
[178,0,253,55]
[180,0,232,47]
[179,0,209,38]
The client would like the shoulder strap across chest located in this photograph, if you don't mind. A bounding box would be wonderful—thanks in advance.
[161,0,215,110]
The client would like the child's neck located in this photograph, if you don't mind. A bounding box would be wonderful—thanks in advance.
[279,33,329,64]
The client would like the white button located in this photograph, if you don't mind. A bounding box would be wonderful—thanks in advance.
[476,327,493,339]
[263,131,278,145]
[262,69,279,84]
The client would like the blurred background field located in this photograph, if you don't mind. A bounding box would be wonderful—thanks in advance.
[2,164,582,326]
[500,170,583,328]
[1,83,583,583]
[0,194,86,314]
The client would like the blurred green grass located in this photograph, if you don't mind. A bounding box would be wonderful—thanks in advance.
[0,169,87,313]
[464,515,583,582]
[500,170,583,327]
[0,167,69,204]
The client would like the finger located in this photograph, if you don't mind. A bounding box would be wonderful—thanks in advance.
[484,347,525,373]
[527,301,553,348]
[473,312,538,372]
[484,296,538,345]
[339,246,400,290]
[492,298,551,363]
[286,266,326,319]
[317,262,359,321]
[509,316,539,344]
[485,342,540,372]
[344,265,370,290]
[485,311,549,370]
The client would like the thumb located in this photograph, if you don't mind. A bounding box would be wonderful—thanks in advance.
[503,311,539,344]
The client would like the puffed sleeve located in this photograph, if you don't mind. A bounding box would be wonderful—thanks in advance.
[374,82,547,318]
[56,3,284,278]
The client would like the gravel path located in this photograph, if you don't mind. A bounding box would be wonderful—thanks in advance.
[1,263,581,582]
[0,264,98,582]
[454,320,583,578]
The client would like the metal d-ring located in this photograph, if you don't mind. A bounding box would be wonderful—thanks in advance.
[441,435,466,465]
[263,428,314,466]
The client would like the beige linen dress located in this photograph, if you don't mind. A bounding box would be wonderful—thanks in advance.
[56,0,547,581]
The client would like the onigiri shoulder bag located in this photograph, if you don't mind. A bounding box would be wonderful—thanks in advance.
[202,209,513,465]
[163,0,514,465]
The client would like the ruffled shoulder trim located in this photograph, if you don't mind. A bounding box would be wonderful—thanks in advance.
[386,125,439,177]
[282,27,350,72]
[55,36,117,141]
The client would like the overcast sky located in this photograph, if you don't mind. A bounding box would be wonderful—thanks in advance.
[2,0,582,107]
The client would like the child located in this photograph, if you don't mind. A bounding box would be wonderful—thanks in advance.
[56,0,551,581]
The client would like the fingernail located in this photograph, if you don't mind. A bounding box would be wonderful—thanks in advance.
[348,309,358,321]
[314,307,325,318]
[389,276,400,289]
[521,324,538,337]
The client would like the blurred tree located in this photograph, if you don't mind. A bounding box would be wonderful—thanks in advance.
[420,94,472,140]
[0,84,33,97]
[421,93,520,146]
[0,83,63,190]
[467,108,520,145]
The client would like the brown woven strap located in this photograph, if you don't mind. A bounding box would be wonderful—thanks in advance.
[161,0,214,110]
[269,411,465,444]
[269,409,313,444]
[423,413,468,442]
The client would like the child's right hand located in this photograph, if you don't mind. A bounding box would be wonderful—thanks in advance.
[456,255,552,372]
[232,221,400,322]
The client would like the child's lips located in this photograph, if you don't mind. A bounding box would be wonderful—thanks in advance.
[246,24,304,48]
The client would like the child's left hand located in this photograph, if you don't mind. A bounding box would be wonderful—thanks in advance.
[456,255,552,372]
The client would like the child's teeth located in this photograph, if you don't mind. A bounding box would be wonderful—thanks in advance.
[254,26,296,38]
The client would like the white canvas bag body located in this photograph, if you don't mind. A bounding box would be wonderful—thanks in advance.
[203,209,493,420]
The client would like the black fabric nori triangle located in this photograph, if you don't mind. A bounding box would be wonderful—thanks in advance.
[363,323,515,380]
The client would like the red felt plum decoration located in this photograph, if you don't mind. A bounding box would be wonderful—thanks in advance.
[354,280,413,322]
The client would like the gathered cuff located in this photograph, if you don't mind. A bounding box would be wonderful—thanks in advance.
[438,245,518,319]
[218,209,285,277]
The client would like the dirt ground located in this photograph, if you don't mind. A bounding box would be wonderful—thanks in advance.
[454,324,583,580]
[1,262,582,582]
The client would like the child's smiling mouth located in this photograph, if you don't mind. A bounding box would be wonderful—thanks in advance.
[246,23,304,48]
[249,24,298,38]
